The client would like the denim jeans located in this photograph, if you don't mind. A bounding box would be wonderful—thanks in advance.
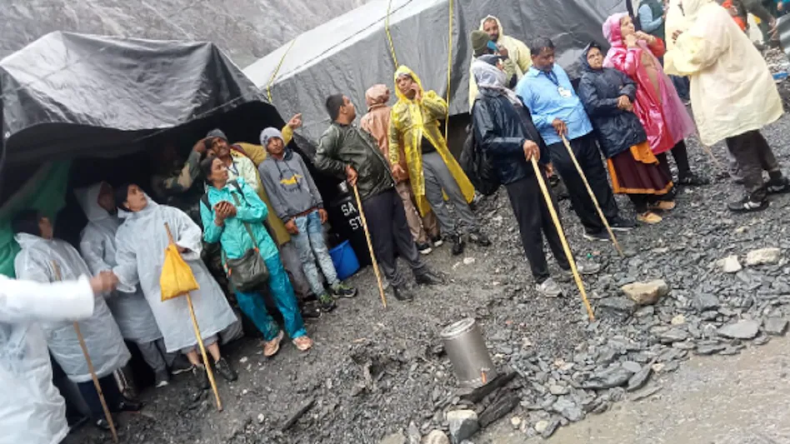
[292,210,339,296]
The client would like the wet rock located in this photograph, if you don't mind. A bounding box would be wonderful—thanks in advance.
[583,366,634,390]
[764,318,789,336]
[659,328,689,344]
[745,248,781,266]
[718,320,761,339]
[380,432,407,444]
[423,430,450,444]
[719,255,743,273]
[552,397,584,422]
[694,293,720,312]
[621,280,670,306]
[446,410,479,444]
[626,366,652,392]
[479,393,519,428]
[597,297,638,320]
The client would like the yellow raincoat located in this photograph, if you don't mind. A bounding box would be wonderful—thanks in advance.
[665,0,783,146]
[389,66,475,216]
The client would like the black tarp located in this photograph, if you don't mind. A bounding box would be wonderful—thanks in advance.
[0,31,270,165]
[243,0,627,142]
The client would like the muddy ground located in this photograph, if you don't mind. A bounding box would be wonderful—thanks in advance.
[67,105,790,443]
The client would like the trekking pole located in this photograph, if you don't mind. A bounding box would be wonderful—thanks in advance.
[529,159,596,322]
[164,223,223,411]
[52,262,119,443]
[560,134,624,257]
[352,184,388,308]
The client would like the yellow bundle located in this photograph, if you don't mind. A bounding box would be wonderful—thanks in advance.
[160,243,199,301]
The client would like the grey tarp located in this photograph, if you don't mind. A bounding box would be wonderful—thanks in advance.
[0,31,266,164]
[243,0,626,141]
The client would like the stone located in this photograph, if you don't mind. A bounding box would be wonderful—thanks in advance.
[659,328,689,344]
[380,432,407,444]
[597,297,638,320]
[510,417,522,429]
[764,318,789,336]
[695,343,726,356]
[534,420,549,434]
[552,397,584,422]
[408,422,421,444]
[583,366,634,390]
[671,314,686,326]
[694,293,720,312]
[720,255,742,273]
[549,384,569,396]
[541,419,561,439]
[621,361,642,373]
[745,248,781,266]
[626,366,652,392]
[257,413,265,424]
[423,431,450,444]
[446,410,479,444]
[630,386,662,402]
[463,257,476,265]
[479,393,519,428]
[718,320,761,340]
[621,280,670,305]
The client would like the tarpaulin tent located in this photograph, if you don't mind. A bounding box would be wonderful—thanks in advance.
[243,0,627,142]
[0,32,286,277]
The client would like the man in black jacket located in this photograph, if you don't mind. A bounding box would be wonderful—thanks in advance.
[314,94,443,302]
[471,56,599,298]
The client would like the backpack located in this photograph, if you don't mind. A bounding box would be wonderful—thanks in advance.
[460,106,500,196]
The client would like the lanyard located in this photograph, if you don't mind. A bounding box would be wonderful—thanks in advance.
[544,70,560,87]
[228,161,239,177]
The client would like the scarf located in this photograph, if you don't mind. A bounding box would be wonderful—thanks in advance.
[471,58,521,107]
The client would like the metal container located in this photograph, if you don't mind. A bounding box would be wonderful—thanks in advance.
[440,318,497,389]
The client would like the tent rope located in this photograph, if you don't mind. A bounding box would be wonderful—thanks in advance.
[385,0,399,67]
[445,0,453,141]
[267,38,297,103]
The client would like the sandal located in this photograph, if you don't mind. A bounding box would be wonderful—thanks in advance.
[637,212,663,224]
[293,336,314,352]
[649,200,676,211]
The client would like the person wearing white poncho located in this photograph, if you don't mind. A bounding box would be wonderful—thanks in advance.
[75,182,193,389]
[112,184,239,389]
[12,210,137,431]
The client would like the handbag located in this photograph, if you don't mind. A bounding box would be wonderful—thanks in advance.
[221,181,270,291]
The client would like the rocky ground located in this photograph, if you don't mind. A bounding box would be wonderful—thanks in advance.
[66,75,790,444]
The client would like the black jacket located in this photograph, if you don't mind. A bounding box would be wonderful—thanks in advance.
[472,88,549,186]
[577,44,647,159]
[314,122,395,200]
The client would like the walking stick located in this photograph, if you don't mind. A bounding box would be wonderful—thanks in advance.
[700,140,723,171]
[52,262,119,443]
[560,134,624,257]
[163,223,223,411]
[352,184,388,308]
[529,160,596,322]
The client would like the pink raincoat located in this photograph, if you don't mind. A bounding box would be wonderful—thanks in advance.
[602,13,696,155]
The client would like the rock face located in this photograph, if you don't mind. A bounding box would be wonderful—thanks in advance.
[621,280,670,305]
[718,320,761,339]
[745,248,781,266]
[720,255,743,273]
[446,410,479,444]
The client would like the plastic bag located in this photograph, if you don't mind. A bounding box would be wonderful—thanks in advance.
[159,244,199,301]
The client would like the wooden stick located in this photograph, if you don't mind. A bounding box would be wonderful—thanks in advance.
[700,142,723,171]
[352,184,388,308]
[560,134,624,257]
[163,223,223,411]
[52,262,119,443]
[529,159,596,322]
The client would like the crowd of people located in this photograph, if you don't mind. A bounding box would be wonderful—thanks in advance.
[2,1,789,443]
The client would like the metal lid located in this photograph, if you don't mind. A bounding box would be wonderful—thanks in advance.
[440,318,476,339]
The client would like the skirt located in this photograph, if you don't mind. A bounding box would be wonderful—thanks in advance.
[608,142,673,196]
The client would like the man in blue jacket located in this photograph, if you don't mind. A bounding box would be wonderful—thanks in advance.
[516,37,634,242]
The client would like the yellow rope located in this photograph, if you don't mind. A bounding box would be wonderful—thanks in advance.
[385,0,399,67]
[445,0,453,141]
[266,38,297,103]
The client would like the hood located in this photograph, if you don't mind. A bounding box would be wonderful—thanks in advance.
[394,65,424,103]
[365,84,389,109]
[479,15,504,42]
[118,194,159,220]
[580,42,602,72]
[75,182,111,223]
[14,232,48,249]
[602,12,628,46]
[472,57,507,89]
[682,0,713,20]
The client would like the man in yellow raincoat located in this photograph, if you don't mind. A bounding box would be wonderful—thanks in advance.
[389,66,490,256]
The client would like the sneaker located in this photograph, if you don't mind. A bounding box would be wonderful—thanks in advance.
[154,369,170,388]
[766,177,790,194]
[293,336,314,352]
[415,271,445,286]
[678,173,710,186]
[728,196,769,213]
[393,284,415,302]
[648,200,676,211]
[469,230,492,247]
[193,365,210,390]
[264,330,285,358]
[330,282,358,298]
[450,233,466,256]
[583,231,610,242]
[318,293,338,312]
[94,418,113,432]
[608,216,635,232]
[560,261,601,278]
[116,398,143,412]
[300,303,322,319]
[536,278,563,298]
[170,355,194,375]
[431,235,444,247]
[417,242,433,255]
[637,212,663,224]
[214,357,238,382]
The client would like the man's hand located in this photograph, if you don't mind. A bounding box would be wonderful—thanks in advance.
[287,113,303,130]
[523,140,541,161]
[410,83,422,101]
[625,34,639,48]
[672,29,683,43]
[90,271,119,295]
[285,219,299,234]
[193,139,207,154]
[318,209,328,224]
[551,118,568,136]
[617,95,632,110]
[497,45,509,59]
[392,164,406,178]
[345,165,358,187]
